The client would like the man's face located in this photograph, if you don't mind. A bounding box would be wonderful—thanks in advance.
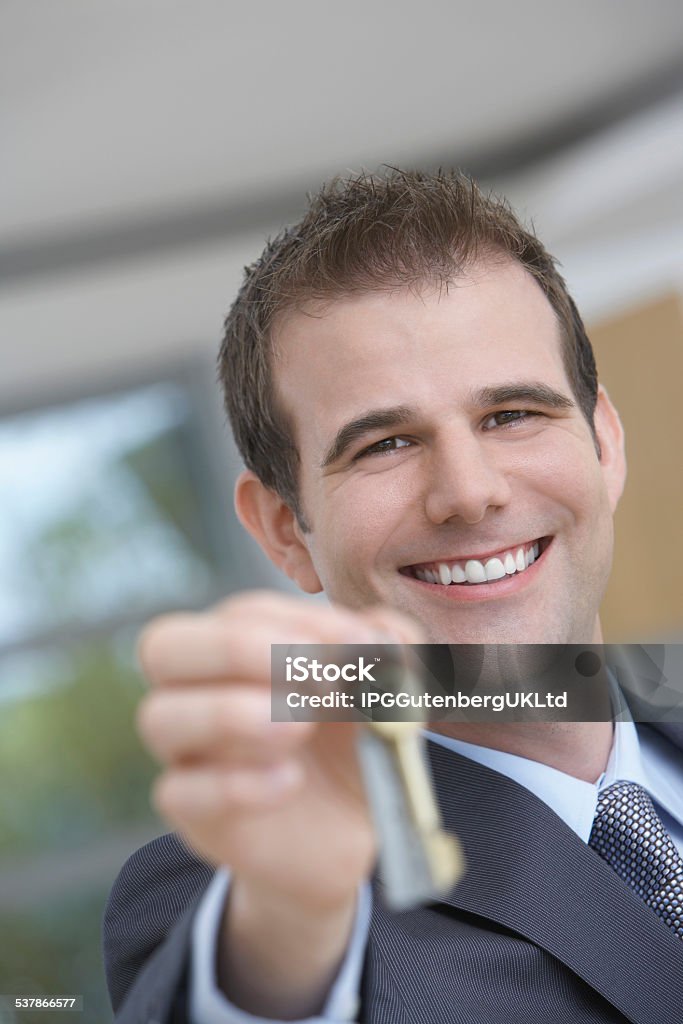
[272,260,624,644]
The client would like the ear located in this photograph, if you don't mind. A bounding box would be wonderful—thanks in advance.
[234,470,323,593]
[594,385,627,511]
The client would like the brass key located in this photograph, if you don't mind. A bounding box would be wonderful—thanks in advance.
[357,715,465,910]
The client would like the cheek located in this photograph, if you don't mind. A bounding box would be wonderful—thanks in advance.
[527,444,615,582]
[355,475,415,539]
[328,468,416,531]
[309,474,413,579]
[518,436,605,519]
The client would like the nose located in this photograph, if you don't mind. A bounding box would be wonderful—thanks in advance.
[423,433,512,525]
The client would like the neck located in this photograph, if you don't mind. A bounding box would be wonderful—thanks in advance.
[430,720,613,783]
[430,618,612,782]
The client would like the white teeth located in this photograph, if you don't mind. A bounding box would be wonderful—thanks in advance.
[485,557,506,581]
[416,568,435,583]
[414,540,544,587]
[451,563,467,583]
[465,559,487,584]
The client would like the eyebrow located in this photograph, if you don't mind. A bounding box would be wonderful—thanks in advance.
[320,382,575,469]
[474,382,575,410]
[321,406,415,468]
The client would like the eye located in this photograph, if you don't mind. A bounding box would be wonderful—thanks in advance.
[355,436,412,459]
[482,409,540,430]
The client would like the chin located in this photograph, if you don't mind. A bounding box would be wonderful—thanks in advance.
[422,611,579,647]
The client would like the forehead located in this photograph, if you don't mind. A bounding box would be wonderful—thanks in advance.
[272,260,569,450]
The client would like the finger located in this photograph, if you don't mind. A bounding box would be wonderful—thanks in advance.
[137,687,313,765]
[152,761,303,826]
[137,593,382,688]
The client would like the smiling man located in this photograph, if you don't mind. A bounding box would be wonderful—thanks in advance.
[104,171,683,1024]
[264,266,620,646]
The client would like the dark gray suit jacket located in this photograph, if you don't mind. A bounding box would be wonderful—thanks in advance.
[103,725,683,1024]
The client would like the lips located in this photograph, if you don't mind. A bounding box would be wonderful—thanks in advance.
[402,537,551,586]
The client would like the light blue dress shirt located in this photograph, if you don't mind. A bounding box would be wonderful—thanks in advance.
[188,720,683,1024]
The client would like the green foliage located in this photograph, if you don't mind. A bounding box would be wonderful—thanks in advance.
[0,885,113,1024]
[0,637,156,857]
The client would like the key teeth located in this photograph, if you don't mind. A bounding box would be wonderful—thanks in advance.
[358,719,467,910]
[380,833,466,911]
[428,831,466,892]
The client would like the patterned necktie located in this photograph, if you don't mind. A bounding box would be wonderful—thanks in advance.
[589,780,683,940]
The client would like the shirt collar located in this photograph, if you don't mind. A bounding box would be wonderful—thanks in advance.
[425,728,601,842]
[426,717,677,843]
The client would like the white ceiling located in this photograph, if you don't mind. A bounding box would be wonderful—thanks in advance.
[1,1,682,414]
[3,0,683,241]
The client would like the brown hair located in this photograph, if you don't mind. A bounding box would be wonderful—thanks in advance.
[218,168,598,526]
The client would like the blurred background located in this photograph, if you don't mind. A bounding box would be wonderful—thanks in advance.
[1,1,682,1020]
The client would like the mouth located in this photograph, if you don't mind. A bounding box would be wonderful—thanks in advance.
[400,536,552,589]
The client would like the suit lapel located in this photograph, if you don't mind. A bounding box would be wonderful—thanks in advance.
[427,741,683,1024]
[651,721,683,747]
